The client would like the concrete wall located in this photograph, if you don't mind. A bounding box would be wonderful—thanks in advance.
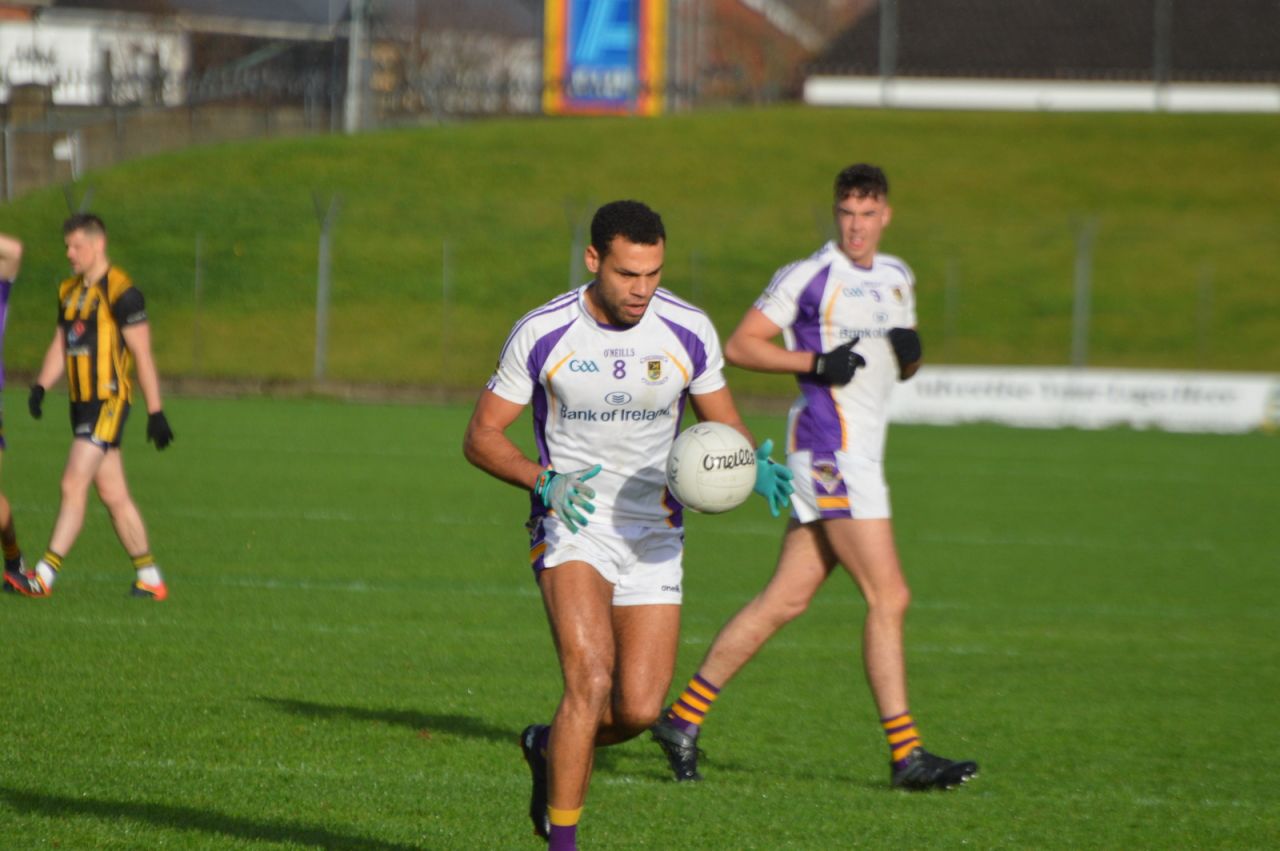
[1,83,329,200]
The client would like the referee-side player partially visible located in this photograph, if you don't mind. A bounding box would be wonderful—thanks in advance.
[3,213,174,600]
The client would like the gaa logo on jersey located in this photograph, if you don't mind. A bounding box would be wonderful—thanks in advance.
[641,355,670,386]
[569,359,600,373]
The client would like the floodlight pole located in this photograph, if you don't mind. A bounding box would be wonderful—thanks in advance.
[878,0,898,107]
[1153,0,1173,111]
[344,0,368,134]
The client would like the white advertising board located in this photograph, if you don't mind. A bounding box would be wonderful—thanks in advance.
[889,366,1280,434]
[804,76,1280,114]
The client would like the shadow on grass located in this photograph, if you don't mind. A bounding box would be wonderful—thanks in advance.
[257,696,514,745]
[0,785,421,850]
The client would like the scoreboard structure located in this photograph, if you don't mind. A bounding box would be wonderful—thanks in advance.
[543,0,667,116]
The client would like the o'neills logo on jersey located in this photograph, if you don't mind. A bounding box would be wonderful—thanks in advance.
[702,447,755,471]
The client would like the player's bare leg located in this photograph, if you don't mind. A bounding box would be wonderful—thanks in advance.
[0,492,17,557]
[95,448,166,598]
[8,440,105,595]
[595,602,680,745]
[823,518,911,717]
[652,520,835,779]
[698,520,836,687]
[0,451,20,570]
[95,449,150,555]
[47,439,107,556]
[826,516,976,789]
[534,560,616,846]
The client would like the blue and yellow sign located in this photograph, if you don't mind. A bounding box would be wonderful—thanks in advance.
[544,0,666,115]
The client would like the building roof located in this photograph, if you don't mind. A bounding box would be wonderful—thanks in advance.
[50,0,344,25]
[810,0,1280,82]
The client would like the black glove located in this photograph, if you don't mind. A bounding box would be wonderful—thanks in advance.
[811,339,866,385]
[28,385,44,419]
[146,411,174,450]
[887,327,923,379]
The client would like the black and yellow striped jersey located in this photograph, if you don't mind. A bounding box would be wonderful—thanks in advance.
[57,266,147,403]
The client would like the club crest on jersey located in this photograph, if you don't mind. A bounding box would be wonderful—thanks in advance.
[642,356,669,386]
[891,286,904,304]
[812,461,843,493]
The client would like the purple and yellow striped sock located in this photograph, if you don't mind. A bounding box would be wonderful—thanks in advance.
[882,711,921,767]
[548,806,581,851]
[667,673,721,736]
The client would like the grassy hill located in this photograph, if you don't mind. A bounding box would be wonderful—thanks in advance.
[1,106,1276,394]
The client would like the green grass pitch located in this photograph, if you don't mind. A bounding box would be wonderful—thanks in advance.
[0,391,1276,848]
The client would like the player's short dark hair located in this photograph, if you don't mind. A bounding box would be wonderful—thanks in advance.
[590,200,665,258]
[63,212,107,238]
[834,164,889,202]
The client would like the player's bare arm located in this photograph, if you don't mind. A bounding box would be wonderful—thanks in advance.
[35,328,66,389]
[688,385,755,447]
[121,323,163,413]
[724,308,818,374]
[0,233,22,280]
[463,389,545,490]
[121,321,174,450]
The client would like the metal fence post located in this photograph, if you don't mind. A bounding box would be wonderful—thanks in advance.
[440,238,451,379]
[313,193,341,382]
[1197,262,1214,367]
[193,231,204,374]
[1071,217,1098,368]
[944,258,960,357]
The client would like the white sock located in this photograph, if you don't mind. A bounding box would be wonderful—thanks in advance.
[35,561,58,587]
[136,565,163,586]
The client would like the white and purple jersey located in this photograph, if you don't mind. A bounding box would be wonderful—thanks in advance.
[487,284,727,529]
[755,241,917,463]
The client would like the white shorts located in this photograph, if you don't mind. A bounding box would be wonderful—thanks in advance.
[787,449,892,523]
[528,515,685,606]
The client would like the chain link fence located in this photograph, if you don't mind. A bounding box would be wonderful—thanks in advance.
[3,1,1279,198]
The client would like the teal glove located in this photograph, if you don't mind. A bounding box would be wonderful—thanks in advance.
[534,464,602,533]
[753,439,794,518]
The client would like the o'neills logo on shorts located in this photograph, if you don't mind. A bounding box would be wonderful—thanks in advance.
[702,448,756,471]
